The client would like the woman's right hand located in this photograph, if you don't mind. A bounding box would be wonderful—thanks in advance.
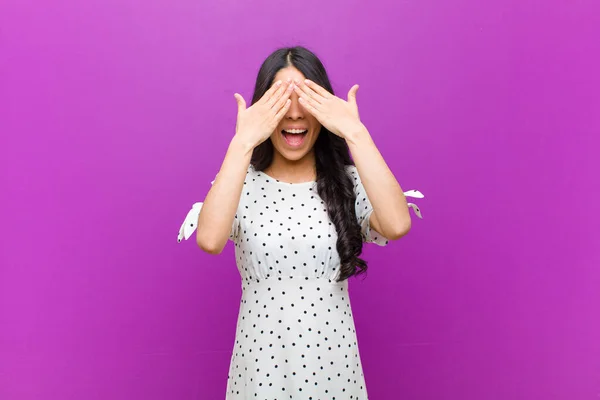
[233,79,294,149]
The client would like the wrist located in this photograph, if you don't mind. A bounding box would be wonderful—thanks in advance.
[230,134,256,157]
[344,123,371,147]
[229,133,256,155]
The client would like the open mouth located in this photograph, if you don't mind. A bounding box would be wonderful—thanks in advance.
[281,129,308,147]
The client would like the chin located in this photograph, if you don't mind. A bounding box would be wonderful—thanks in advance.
[279,149,311,161]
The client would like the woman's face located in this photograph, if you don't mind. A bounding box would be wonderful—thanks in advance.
[269,66,322,162]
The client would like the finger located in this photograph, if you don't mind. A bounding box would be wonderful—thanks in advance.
[304,79,332,99]
[274,99,292,121]
[272,82,294,111]
[259,79,284,105]
[347,84,359,105]
[234,93,246,114]
[294,79,324,104]
[297,92,321,112]
[266,80,291,109]
[293,85,322,110]
[298,96,321,117]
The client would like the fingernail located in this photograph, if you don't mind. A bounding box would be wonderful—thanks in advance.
[304,79,311,84]
[275,80,282,86]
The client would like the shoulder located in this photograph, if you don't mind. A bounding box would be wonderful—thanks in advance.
[243,163,259,183]
[343,165,369,199]
[246,163,256,177]
[344,164,361,186]
[344,164,358,177]
[344,164,357,173]
[240,164,267,197]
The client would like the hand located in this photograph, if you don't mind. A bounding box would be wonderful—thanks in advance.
[293,79,364,139]
[234,79,294,149]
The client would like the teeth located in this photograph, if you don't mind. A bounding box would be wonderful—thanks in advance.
[283,129,307,134]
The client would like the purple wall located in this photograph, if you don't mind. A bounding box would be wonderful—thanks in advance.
[2,0,599,399]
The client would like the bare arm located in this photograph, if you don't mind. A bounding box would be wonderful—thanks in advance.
[346,126,411,240]
[195,137,253,254]
[293,79,411,241]
[196,79,294,254]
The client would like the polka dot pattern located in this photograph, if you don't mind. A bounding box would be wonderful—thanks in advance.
[222,165,387,399]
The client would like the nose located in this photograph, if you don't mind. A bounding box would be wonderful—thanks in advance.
[285,91,304,120]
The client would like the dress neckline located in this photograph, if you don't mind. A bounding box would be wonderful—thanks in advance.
[253,166,316,186]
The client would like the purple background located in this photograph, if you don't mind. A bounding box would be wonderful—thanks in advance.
[2,0,599,399]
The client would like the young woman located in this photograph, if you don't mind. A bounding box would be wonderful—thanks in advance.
[181,46,422,399]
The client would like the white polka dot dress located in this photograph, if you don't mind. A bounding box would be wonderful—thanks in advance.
[223,164,388,400]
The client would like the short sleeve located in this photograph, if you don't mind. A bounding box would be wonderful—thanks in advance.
[347,166,389,246]
[177,174,241,243]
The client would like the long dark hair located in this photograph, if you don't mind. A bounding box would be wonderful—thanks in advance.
[250,46,367,281]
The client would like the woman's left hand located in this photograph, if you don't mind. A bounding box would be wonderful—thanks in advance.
[294,79,365,139]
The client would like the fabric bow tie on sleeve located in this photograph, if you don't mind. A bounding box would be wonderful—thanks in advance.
[403,189,425,219]
[177,179,215,243]
[177,201,203,243]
